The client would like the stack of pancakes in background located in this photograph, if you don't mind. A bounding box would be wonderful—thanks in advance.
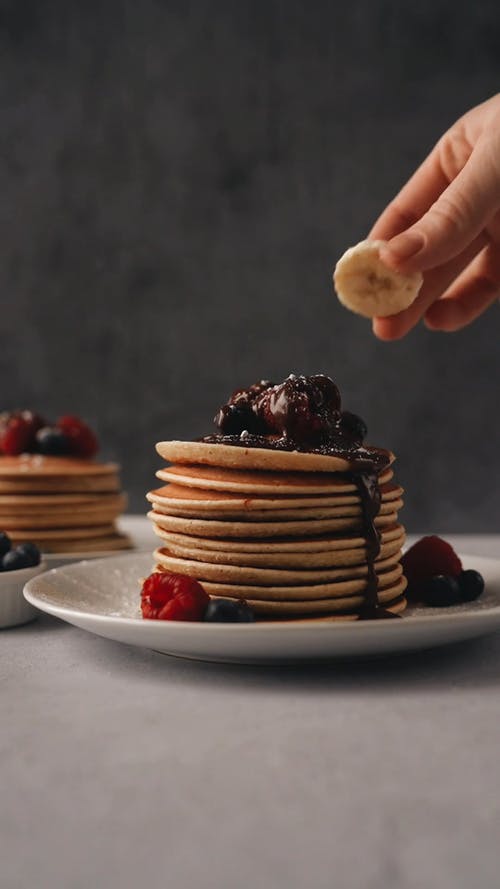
[0,455,131,553]
[147,441,407,621]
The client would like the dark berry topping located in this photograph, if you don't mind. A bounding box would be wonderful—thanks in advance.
[15,542,41,568]
[35,427,72,456]
[205,373,390,471]
[338,411,368,444]
[458,569,485,602]
[230,380,274,406]
[57,415,99,458]
[141,571,209,621]
[214,403,267,436]
[0,531,11,557]
[420,575,462,607]
[204,598,256,623]
[254,374,342,442]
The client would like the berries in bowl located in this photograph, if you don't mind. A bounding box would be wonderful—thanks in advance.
[0,532,46,628]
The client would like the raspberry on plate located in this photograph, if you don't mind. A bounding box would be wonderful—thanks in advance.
[141,571,209,621]
[401,536,462,599]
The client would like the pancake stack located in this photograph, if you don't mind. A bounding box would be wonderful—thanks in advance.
[147,441,407,621]
[0,455,131,553]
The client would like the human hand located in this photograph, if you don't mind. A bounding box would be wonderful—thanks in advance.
[369,94,500,339]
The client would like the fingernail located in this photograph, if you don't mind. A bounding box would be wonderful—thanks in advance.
[383,230,425,261]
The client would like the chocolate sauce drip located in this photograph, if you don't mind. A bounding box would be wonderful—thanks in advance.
[351,472,399,619]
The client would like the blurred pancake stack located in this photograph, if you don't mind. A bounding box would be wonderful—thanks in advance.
[0,411,130,554]
[147,375,407,621]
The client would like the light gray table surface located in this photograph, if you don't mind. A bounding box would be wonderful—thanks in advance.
[2,520,500,889]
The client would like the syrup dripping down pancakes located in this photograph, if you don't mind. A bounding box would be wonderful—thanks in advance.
[146,375,407,621]
[0,455,131,553]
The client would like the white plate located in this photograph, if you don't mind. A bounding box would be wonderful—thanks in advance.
[24,553,500,664]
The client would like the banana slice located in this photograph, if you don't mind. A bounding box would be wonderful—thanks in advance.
[333,240,423,318]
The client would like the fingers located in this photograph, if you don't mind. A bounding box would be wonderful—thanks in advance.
[372,234,488,340]
[380,139,500,274]
[424,243,500,331]
[370,142,451,242]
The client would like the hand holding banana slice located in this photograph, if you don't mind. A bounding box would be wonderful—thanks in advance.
[333,240,423,318]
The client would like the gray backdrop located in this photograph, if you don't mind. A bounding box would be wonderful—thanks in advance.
[1,0,499,529]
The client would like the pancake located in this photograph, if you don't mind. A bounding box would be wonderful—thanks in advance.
[0,492,125,507]
[260,596,407,621]
[156,441,395,474]
[10,524,118,540]
[157,463,394,494]
[154,523,405,554]
[11,533,132,553]
[0,455,130,553]
[0,475,121,494]
[154,546,401,586]
[0,509,126,530]
[149,498,404,522]
[0,455,120,478]
[239,580,407,616]
[154,533,405,568]
[149,510,399,538]
[146,482,403,511]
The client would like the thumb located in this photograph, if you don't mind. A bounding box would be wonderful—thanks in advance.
[379,138,500,273]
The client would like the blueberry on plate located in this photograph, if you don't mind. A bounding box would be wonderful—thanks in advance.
[204,598,256,623]
[458,569,485,602]
[420,575,462,607]
[0,531,11,558]
[15,542,41,568]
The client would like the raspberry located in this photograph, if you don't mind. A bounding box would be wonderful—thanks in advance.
[401,536,462,599]
[57,415,99,458]
[0,415,35,455]
[141,571,209,621]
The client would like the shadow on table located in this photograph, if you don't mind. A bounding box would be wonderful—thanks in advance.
[84,628,500,694]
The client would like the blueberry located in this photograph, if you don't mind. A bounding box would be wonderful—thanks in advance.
[15,542,40,567]
[421,575,462,607]
[0,531,11,558]
[35,427,71,455]
[204,598,256,623]
[339,411,368,444]
[458,569,485,602]
[2,547,32,571]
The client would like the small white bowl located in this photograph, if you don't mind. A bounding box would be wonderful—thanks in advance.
[0,561,47,629]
